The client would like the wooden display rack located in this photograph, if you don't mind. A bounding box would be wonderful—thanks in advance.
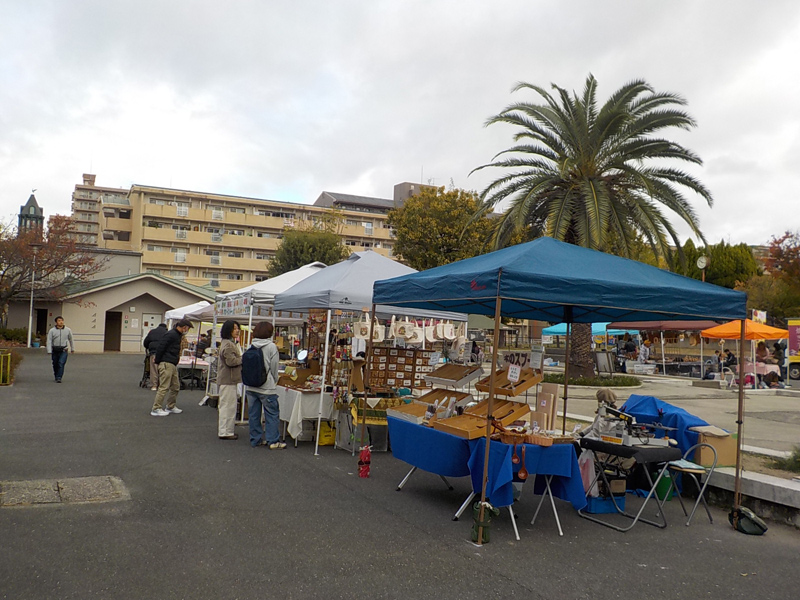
[433,398,530,439]
[368,347,437,389]
[423,363,483,388]
[474,367,542,397]
[415,388,472,407]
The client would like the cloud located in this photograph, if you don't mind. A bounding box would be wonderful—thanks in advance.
[1,0,799,246]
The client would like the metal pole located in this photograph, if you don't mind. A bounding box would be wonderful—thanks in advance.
[314,308,332,456]
[358,304,377,455]
[562,322,571,434]
[733,319,746,508]
[27,252,36,348]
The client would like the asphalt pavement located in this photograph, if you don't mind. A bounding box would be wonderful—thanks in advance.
[1,351,799,600]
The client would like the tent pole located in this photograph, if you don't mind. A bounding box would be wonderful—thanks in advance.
[660,331,666,376]
[476,294,503,546]
[359,304,377,457]
[734,318,746,508]
[700,336,704,379]
[562,322,571,435]
[239,303,255,422]
[315,308,332,457]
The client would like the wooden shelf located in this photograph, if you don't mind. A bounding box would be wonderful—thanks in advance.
[474,367,542,397]
[424,363,483,388]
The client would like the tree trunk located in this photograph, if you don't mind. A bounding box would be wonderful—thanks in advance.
[569,323,596,379]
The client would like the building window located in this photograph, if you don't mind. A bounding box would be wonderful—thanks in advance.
[171,224,189,231]
[257,231,270,238]
[227,229,244,236]
[146,268,161,275]
[226,273,243,280]
[204,249,220,256]
[147,244,164,252]
[345,240,358,247]
[117,231,131,242]
[229,207,245,214]
[227,251,243,258]
[255,252,272,260]
[206,226,222,234]
[169,270,187,280]
[149,198,167,205]
[119,209,131,219]
[346,219,359,226]
[255,275,267,282]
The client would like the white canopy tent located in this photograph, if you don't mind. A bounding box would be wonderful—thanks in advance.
[165,300,211,324]
[273,251,467,455]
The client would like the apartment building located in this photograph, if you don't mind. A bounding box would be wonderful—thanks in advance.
[70,174,414,292]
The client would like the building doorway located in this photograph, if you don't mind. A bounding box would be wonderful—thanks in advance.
[104,311,122,351]
[35,309,48,338]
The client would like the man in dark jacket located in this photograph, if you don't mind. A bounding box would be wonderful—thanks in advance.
[151,319,192,417]
[143,323,168,391]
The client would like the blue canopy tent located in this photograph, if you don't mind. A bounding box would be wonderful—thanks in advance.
[542,322,638,337]
[372,237,750,531]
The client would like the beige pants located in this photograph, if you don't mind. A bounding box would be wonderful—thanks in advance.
[218,384,238,437]
[153,363,180,411]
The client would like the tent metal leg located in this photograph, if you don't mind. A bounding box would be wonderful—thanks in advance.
[453,492,476,521]
[396,466,417,491]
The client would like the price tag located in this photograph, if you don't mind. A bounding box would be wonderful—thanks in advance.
[428,352,441,366]
[508,363,521,383]
[532,421,540,433]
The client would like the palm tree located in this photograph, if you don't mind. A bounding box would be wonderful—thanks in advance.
[472,74,712,376]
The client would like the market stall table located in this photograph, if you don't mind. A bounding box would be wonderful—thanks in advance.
[177,356,209,389]
[277,386,335,443]
[578,437,682,533]
[387,417,586,539]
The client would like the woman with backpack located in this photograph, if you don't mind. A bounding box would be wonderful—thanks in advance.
[243,321,285,449]
[217,320,242,440]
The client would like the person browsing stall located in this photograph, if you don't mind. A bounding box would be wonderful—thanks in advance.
[245,321,285,449]
[216,320,242,440]
[151,319,192,417]
[143,323,168,391]
[46,316,74,383]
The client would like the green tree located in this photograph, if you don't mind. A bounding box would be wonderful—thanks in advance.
[674,239,760,288]
[473,74,712,376]
[0,217,106,327]
[266,212,350,277]
[736,274,800,326]
[387,186,496,270]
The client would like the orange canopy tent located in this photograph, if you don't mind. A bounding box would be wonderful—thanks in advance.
[701,319,788,340]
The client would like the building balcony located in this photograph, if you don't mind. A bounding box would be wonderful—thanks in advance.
[104,216,133,232]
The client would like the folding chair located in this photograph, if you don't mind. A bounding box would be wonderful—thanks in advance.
[721,367,736,389]
[658,442,718,526]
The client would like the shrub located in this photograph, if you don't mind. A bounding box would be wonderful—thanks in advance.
[0,349,22,385]
[0,328,28,344]
[770,446,800,473]
[542,373,641,387]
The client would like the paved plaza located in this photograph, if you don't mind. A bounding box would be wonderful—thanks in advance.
[1,352,799,600]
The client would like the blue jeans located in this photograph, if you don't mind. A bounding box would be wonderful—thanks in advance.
[247,391,280,447]
[51,349,68,380]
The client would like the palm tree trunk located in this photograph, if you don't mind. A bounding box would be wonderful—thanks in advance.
[569,323,595,378]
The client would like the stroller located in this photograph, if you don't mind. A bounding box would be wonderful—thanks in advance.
[139,354,153,388]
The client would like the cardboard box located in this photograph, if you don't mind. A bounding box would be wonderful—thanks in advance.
[694,432,738,467]
[527,410,550,431]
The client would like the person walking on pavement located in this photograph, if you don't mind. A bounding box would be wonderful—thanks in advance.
[151,319,192,417]
[245,321,285,449]
[46,316,74,383]
[143,323,168,391]
[217,320,242,440]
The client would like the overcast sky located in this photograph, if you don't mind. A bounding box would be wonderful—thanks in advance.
[2,0,798,247]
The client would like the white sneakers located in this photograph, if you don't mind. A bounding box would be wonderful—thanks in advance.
[150,407,182,416]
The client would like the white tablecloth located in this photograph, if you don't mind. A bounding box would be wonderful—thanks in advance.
[277,386,335,439]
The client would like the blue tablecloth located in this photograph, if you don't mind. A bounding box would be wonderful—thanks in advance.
[468,438,587,509]
[387,417,472,478]
[387,417,586,510]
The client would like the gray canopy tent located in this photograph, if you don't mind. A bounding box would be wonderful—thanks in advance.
[273,251,467,455]
[372,237,749,541]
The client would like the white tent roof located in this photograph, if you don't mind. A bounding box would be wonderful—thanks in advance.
[220,261,326,303]
[273,251,466,320]
[183,262,326,322]
[165,300,211,322]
